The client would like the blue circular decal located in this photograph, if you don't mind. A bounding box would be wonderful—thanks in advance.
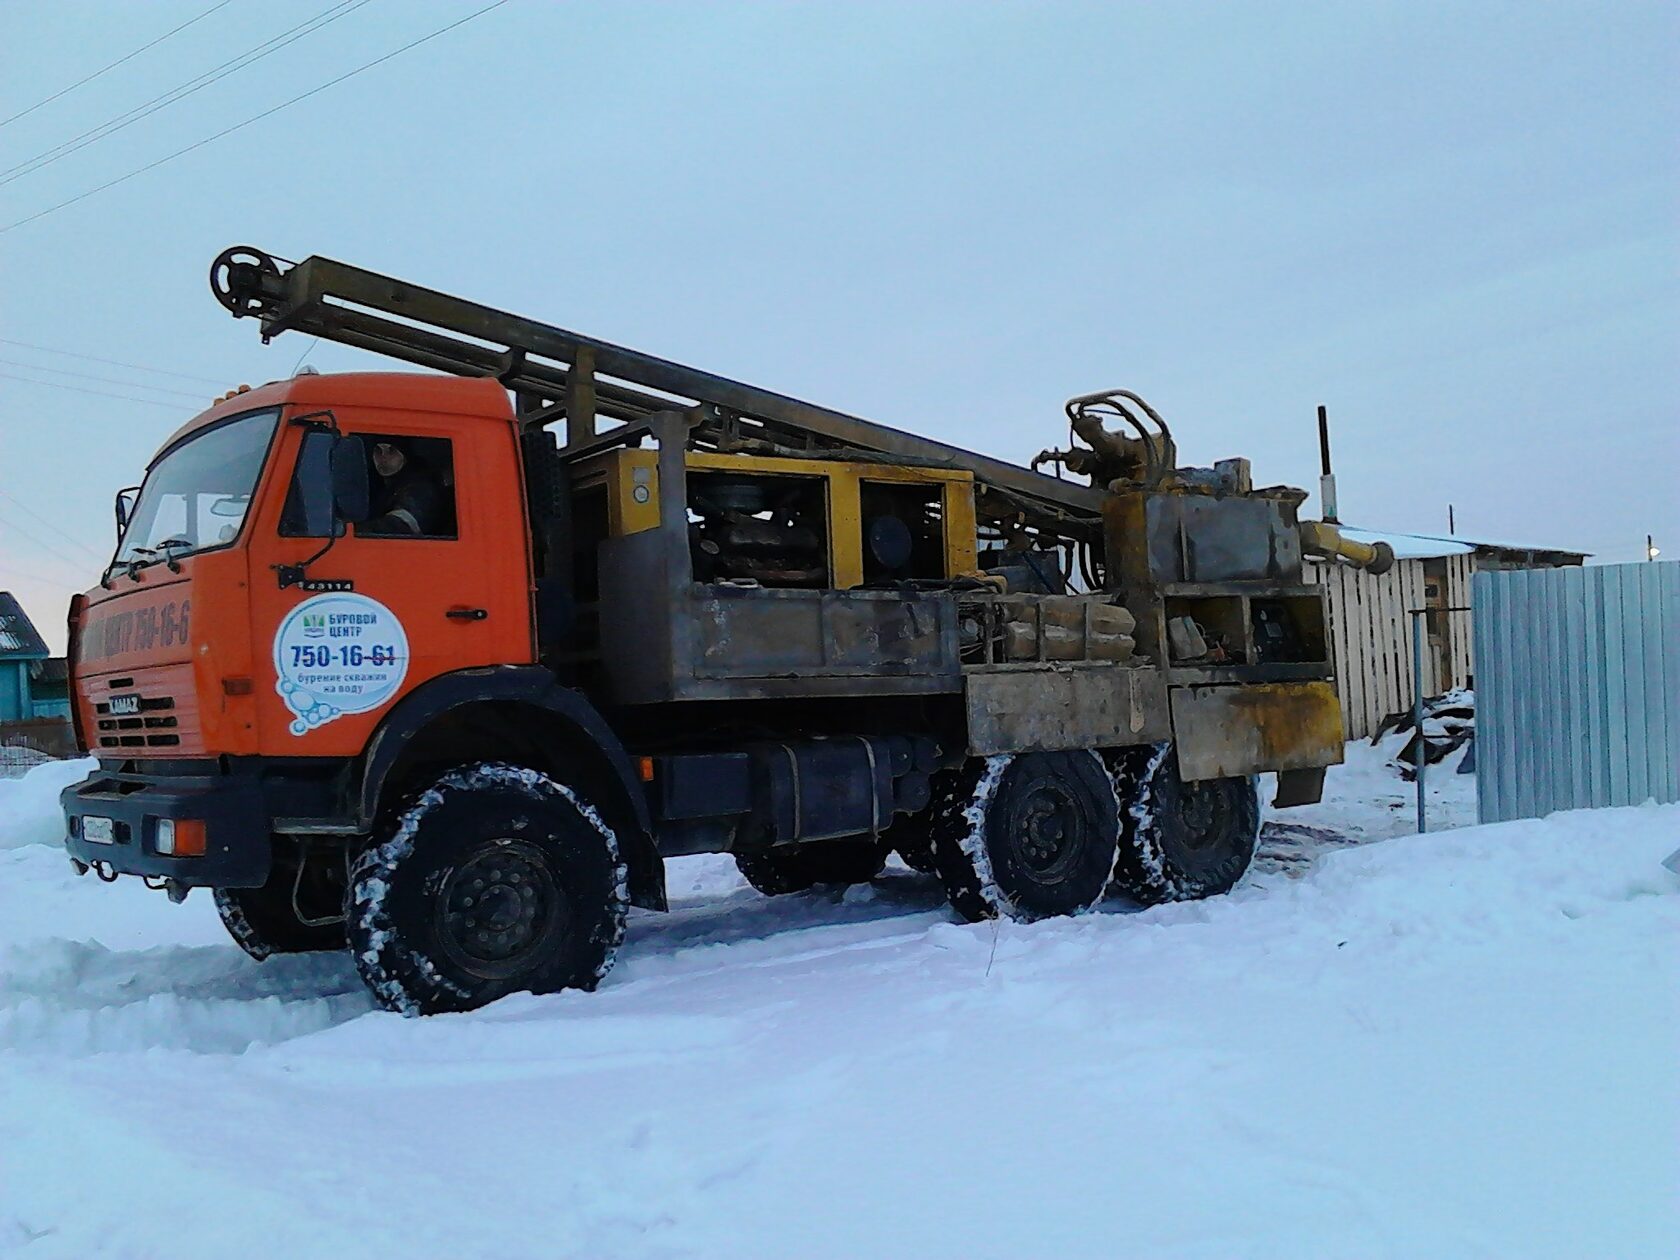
[273,594,410,735]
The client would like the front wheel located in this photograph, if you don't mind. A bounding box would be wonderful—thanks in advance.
[1106,744,1260,905]
[347,763,629,1016]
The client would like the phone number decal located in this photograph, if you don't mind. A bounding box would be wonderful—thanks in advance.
[273,594,410,735]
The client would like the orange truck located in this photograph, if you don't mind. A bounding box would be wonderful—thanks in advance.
[59,247,1389,1014]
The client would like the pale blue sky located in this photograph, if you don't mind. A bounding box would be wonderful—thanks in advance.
[1,0,1674,649]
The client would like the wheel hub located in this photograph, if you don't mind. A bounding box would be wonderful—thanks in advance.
[1014,783,1085,879]
[1178,781,1232,851]
[438,841,565,973]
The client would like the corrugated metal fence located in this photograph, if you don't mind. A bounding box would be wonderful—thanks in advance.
[1473,562,1680,823]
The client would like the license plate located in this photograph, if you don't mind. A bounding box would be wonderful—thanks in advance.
[82,816,116,844]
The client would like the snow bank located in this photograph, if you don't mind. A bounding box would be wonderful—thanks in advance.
[1,754,1674,1258]
[0,757,92,851]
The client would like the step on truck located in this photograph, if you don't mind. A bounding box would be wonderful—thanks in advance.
[59,246,1394,1015]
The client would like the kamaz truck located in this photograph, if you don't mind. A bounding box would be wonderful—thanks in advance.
[59,246,1391,1014]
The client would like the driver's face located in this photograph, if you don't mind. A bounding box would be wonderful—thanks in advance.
[372,443,406,477]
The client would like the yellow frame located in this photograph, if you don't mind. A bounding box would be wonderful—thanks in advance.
[580,448,978,589]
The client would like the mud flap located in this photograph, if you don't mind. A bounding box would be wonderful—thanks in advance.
[1169,681,1343,782]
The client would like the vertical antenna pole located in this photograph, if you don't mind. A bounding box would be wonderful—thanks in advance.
[1317,404,1338,523]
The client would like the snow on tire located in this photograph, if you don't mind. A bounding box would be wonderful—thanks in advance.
[348,762,629,1016]
[1105,743,1260,905]
[928,750,1120,923]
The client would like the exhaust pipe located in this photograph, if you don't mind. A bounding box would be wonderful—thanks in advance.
[1299,521,1395,575]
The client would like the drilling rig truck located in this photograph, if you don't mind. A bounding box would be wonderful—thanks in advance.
[59,247,1393,1015]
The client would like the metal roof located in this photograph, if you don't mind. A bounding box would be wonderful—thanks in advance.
[1330,526,1589,563]
[0,592,50,659]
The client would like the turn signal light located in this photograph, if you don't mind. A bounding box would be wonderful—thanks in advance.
[638,756,655,782]
[155,818,206,857]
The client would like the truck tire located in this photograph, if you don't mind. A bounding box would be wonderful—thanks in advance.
[1106,744,1260,905]
[214,843,347,960]
[346,762,628,1016]
[735,839,890,895]
[929,751,1120,923]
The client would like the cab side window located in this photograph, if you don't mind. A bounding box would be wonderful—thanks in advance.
[355,435,458,540]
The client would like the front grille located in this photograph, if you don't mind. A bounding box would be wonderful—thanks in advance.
[96,689,183,748]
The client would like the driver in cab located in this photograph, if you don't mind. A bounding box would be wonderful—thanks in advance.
[363,440,449,538]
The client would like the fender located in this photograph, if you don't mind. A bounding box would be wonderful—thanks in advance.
[356,665,664,909]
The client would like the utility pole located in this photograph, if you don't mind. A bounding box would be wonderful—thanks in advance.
[1448,504,1455,535]
[1317,405,1338,524]
[1649,534,1661,562]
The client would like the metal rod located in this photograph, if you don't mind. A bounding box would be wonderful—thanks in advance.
[1409,604,1472,834]
[1412,609,1426,833]
[1317,404,1338,524]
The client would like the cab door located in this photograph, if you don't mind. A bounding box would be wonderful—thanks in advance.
[251,407,534,756]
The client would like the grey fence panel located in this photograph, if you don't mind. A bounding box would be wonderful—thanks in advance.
[1475,562,1680,823]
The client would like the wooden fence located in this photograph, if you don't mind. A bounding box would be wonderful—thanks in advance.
[1309,554,1476,739]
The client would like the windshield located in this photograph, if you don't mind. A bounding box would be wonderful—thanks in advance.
[114,407,280,566]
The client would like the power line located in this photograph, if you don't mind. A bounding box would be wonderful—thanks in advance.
[0,0,238,130]
[0,488,109,563]
[0,369,186,410]
[0,356,208,401]
[0,504,109,577]
[0,558,88,590]
[0,0,512,236]
[0,0,375,187]
[0,337,228,386]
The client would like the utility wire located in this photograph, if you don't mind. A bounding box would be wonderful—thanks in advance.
[0,369,184,410]
[0,0,238,130]
[0,337,228,386]
[0,0,512,236]
[291,336,323,374]
[0,356,207,401]
[0,0,374,187]
[0,504,109,576]
[0,488,109,562]
[0,558,87,590]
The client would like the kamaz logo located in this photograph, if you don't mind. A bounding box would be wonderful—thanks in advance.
[301,614,327,638]
[108,695,141,716]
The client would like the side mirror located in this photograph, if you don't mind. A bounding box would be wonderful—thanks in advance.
[284,430,338,537]
[114,486,139,535]
[330,435,371,524]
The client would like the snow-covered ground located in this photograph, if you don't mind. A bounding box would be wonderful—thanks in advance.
[2,743,1675,1258]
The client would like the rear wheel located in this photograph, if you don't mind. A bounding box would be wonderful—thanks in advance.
[347,762,628,1015]
[929,751,1120,922]
[1107,744,1260,905]
[735,839,890,895]
[214,840,346,960]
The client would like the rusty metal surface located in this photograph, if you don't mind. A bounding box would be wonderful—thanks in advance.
[965,666,1169,756]
[1145,494,1304,585]
[1169,681,1344,781]
[693,588,958,679]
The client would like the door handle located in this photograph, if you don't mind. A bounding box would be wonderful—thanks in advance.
[446,607,488,621]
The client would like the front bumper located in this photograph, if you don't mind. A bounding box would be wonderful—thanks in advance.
[61,764,271,888]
